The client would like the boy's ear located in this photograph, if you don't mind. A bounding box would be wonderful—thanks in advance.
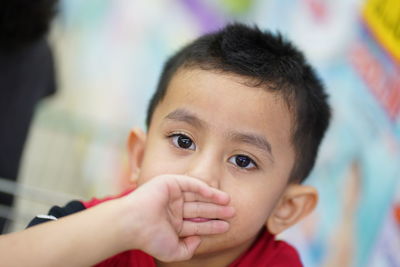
[266,184,318,235]
[127,128,147,183]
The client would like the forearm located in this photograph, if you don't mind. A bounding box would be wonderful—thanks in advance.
[0,198,134,267]
[0,175,234,265]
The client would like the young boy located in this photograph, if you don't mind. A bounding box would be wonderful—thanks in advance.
[24,23,331,266]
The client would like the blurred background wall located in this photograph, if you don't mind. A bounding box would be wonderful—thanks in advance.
[3,0,399,266]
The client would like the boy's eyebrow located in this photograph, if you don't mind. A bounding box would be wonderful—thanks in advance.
[228,131,273,160]
[164,108,205,129]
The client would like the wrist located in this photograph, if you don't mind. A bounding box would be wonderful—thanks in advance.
[111,196,144,252]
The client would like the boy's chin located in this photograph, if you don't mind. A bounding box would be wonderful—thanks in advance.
[191,233,255,259]
[191,235,228,256]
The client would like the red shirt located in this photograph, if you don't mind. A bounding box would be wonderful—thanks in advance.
[83,193,303,267]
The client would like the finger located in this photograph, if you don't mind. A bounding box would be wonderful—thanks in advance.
[183,192,210,202]
[176,236,202,261]
[183,202,235,219]
[179,220,230,237]
[153,236,201,262]
[183,192,229,204]
[202,187,230,204]
[171,176,230,204]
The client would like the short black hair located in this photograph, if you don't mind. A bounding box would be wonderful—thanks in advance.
[146,23,331,183]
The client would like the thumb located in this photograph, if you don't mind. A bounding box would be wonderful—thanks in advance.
[177,236,202,260]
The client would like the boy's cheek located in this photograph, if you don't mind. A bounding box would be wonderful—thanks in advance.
[136,164,175,186]
[139,154,188,183]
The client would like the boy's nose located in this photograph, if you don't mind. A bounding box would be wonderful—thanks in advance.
[184,153,221,189]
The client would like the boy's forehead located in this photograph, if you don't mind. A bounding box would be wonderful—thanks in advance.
[164,67,281,104]
[161,68,292,124]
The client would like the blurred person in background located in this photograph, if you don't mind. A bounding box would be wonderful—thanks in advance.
[0,0,58,233]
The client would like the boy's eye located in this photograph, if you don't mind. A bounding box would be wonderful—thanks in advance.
[171,134,196,150]
[228,154,257,169]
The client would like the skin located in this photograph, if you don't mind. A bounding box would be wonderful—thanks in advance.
[129,68,318,267]
[0,175,234,266]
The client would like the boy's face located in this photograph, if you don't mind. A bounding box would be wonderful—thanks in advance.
[134,68,296,258]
